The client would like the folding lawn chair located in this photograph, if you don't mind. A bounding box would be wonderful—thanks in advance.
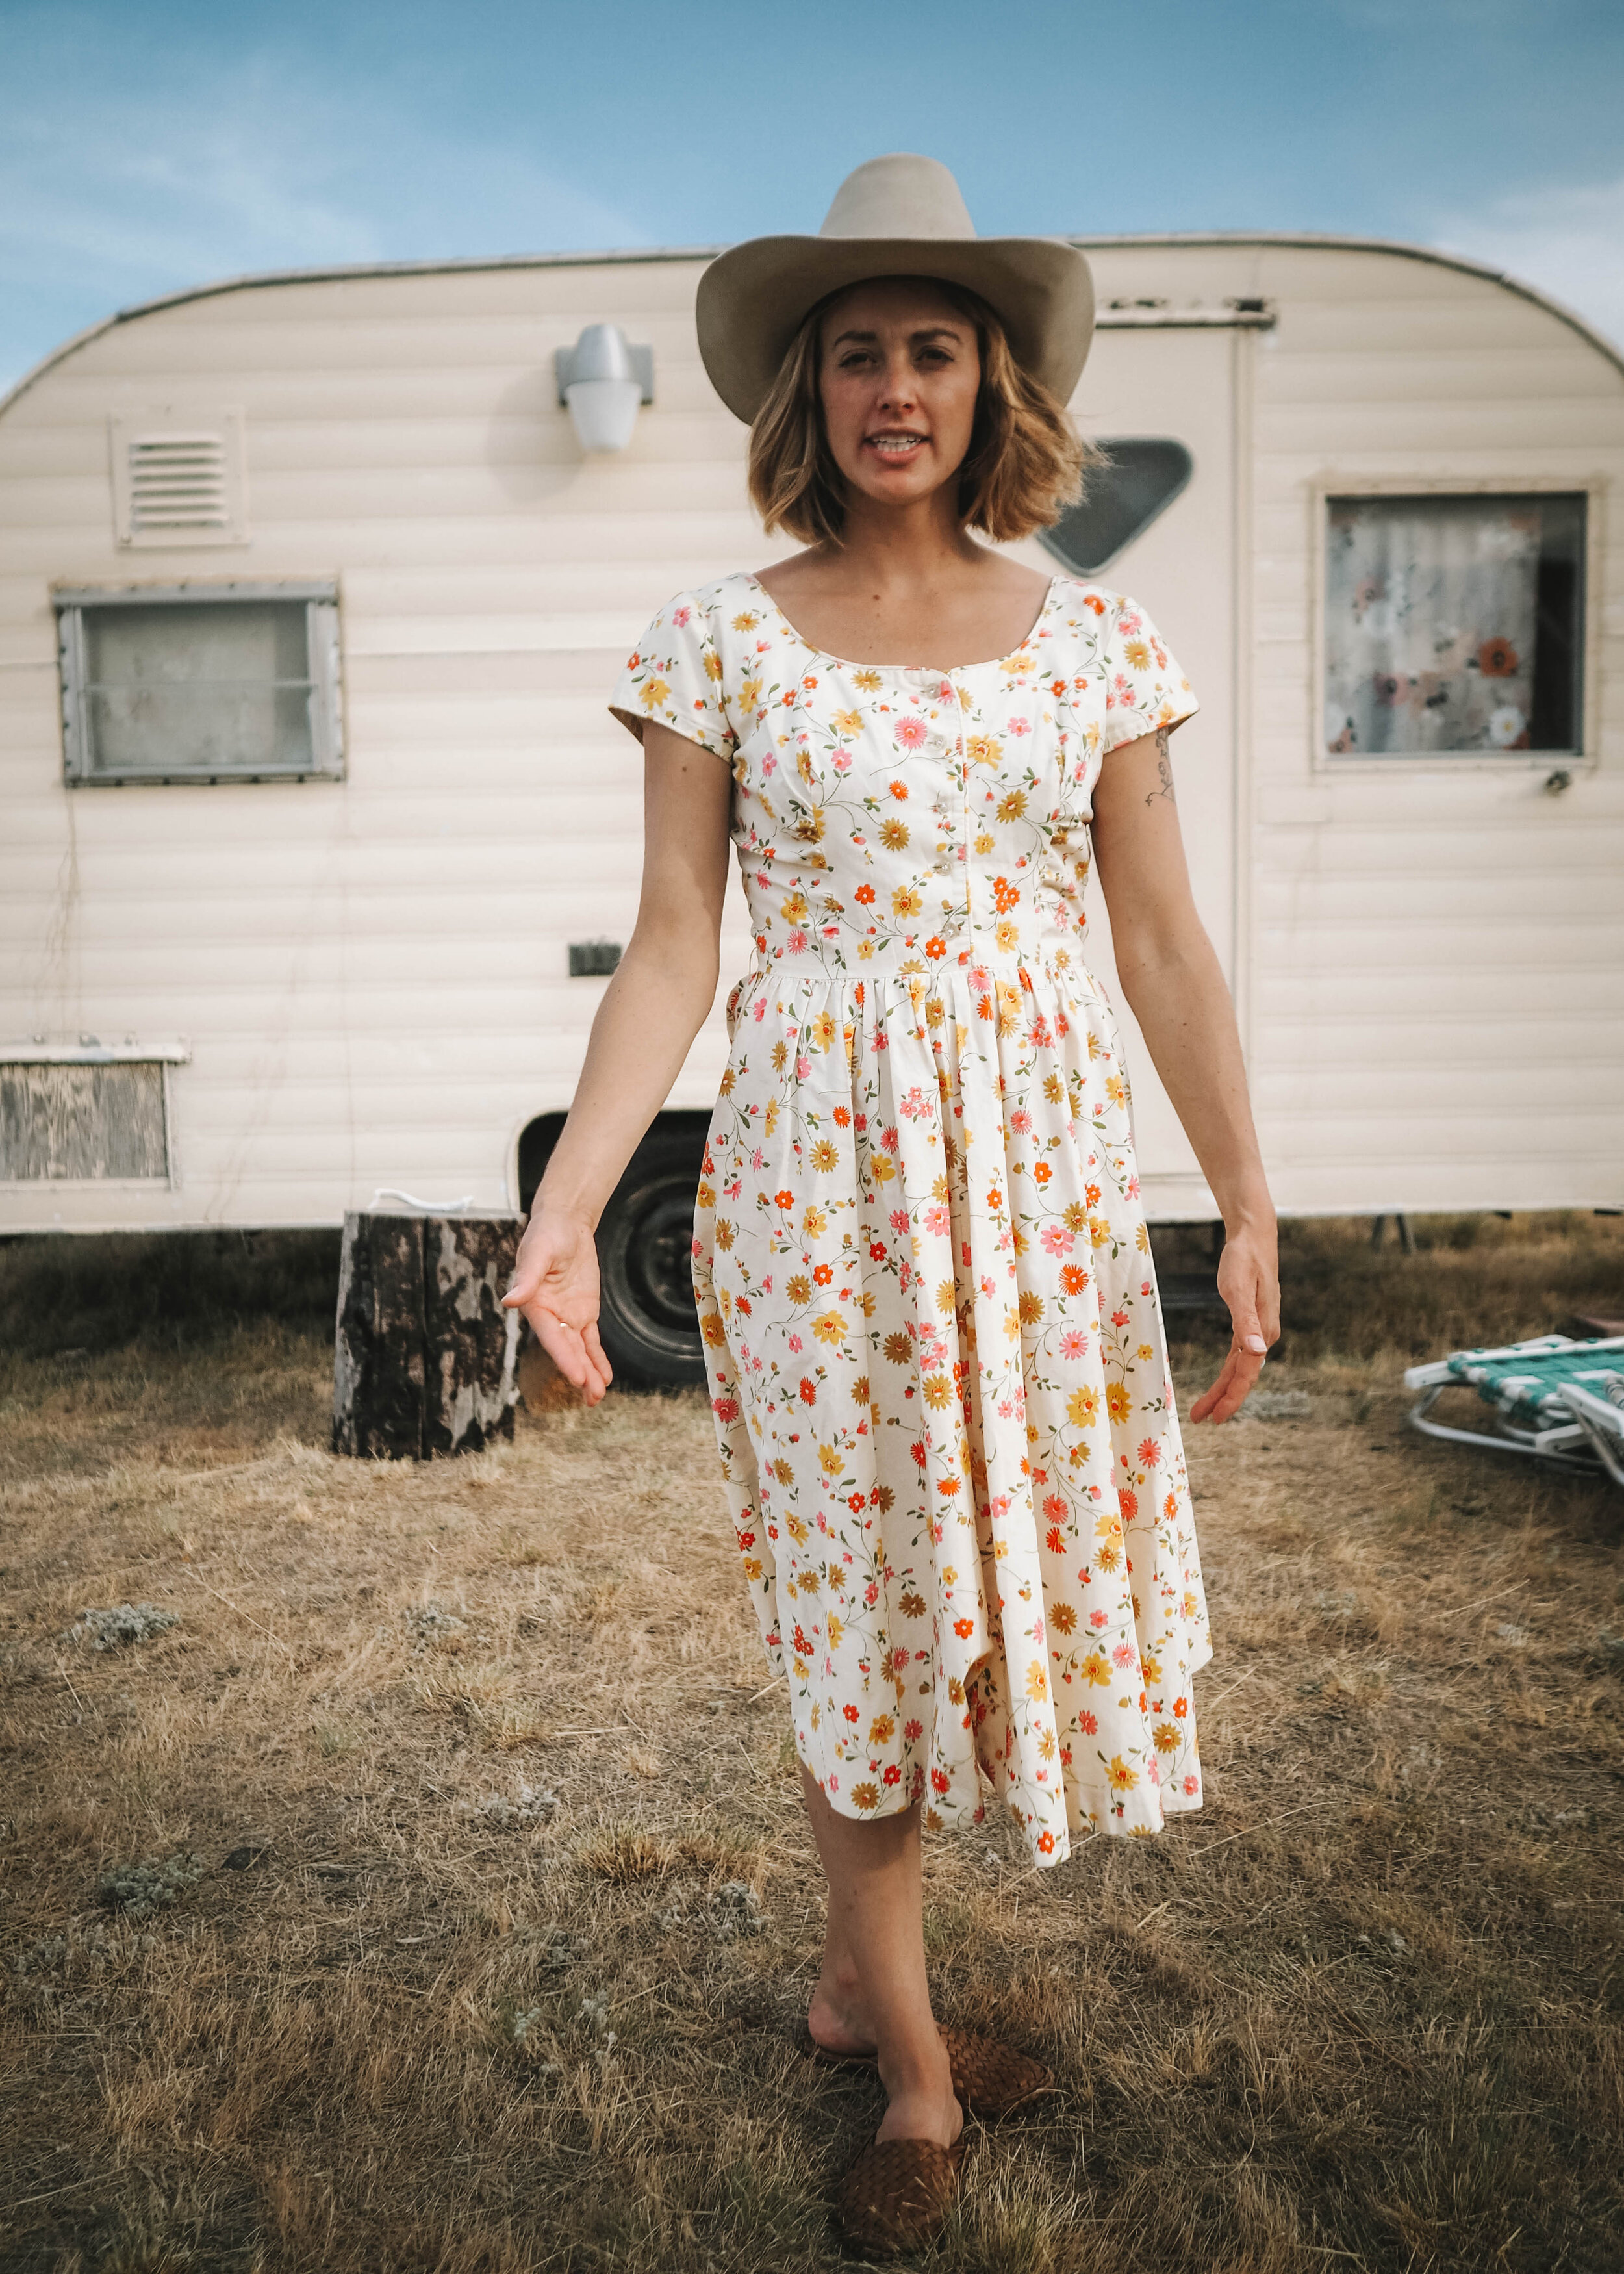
[1402,1334,1624,1488]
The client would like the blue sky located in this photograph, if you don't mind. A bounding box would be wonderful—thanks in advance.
[3,0,1623,392]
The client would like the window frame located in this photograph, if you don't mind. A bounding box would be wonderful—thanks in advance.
[1309,475,1603,777]
[54,580,345,787]
[0,1040,190,1190]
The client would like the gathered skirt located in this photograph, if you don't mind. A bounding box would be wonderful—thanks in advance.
[690,949,1212,1868]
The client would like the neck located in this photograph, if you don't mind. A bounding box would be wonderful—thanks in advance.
[830,485,985,591]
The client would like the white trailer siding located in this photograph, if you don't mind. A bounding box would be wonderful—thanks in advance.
[0,236,1619,1233]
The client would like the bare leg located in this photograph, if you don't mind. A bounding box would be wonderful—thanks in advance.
[799,1764,961,2149]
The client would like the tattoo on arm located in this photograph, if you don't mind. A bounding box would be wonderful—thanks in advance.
[1144,726,1176,805]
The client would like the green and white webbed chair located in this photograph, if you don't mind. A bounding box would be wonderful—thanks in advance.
[1403,1335,1624,1488]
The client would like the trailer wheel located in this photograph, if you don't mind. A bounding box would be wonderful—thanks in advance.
[594,1127,708,1388]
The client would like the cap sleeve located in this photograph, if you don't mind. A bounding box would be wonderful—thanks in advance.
[1100,596,1198,754]
[609,591,737,763]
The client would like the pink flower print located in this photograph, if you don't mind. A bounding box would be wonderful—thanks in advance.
[788,1334,802,1353]
[1078,1710,1098,1735]
[889,1208,909,1235]
[1040,1225,1074,1257]
[750,1147,765,1170]
[796,1055,813,1079]
[899,1087,933,1122]
[894,714,928,750]
[1139,1438,1161,1468]
[1060,1331,1087,1361]
[672,606,691,627]
[1184,1774,1199,1796]
[1009,1109,1033,1135]
[1112,1641,1136,1668]
[762,754,776,775]
[1008,715,1030,737]
[753,998,767,1023]
[833,751,852,773]
[1089,1610,1108,1629]
[980,1274,995,1299]
[923,1204,949,1236]
[787,930,807,954]
[1111,1309,1130,1328]
[1147,1756,1160,1786]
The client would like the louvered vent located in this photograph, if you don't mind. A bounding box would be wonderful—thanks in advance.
[128,434,228,531]
[110,411,247,547]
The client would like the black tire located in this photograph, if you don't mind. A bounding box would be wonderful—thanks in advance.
[594,1126,709,1388]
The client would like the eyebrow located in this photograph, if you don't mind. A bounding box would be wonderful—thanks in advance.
[829,324,965,348]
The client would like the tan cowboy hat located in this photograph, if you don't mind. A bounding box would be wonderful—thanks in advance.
[696,152,1095,425]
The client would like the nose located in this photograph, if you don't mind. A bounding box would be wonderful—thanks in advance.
[876,348,920,415]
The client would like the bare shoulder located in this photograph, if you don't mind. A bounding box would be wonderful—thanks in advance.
[752,548,837,602]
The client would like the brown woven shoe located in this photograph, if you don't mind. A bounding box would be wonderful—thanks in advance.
[836,2134,967,2256]
[941,2026,1056,2116]
[808,2026,1055,2118]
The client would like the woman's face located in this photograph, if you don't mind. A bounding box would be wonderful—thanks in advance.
[816,277,981,515]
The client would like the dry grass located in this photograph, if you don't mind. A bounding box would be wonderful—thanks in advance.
[1,1213,1622,2271]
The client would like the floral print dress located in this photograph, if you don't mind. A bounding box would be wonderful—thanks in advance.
[611,570,1213,1868]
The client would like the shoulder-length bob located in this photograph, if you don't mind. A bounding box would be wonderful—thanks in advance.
[747,279,1097,548]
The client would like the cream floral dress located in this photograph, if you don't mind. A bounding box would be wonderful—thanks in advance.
[611,571,1213,1868]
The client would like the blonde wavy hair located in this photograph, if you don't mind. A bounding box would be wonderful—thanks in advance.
[747,278,1096,548]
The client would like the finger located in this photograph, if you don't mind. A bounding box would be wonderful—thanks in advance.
[1210,1346,1267,1422]
[583,1320,613,1389]
[535,1309,590,1390]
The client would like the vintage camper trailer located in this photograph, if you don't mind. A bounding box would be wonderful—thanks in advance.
[2,233,1620,1380]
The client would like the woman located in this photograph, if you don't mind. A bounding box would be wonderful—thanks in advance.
[505,154,1280,2253]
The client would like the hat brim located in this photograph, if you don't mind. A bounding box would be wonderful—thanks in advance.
[695,234,1095,424]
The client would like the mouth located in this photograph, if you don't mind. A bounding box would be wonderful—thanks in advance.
[864,431,930,460]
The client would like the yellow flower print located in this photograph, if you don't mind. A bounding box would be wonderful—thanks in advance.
[883,1332,911,1365]
[1106,1382,1132,1424]
[639,678,670,712]
[892,885,922,918]
[1122,639,1150,670]
[787,1273,812,1304]
[852,667,883,691]
[700,1312,726,1348]
[1108,1755,1140,1793]
[852,1782,880,1810]
[731,611,760,631]
[880,818,910,850]
[967,735,1003,766]
[996,789,1028,821]
[1025,1660,1048,1702]
[923,1373,952,1409]
[703,650,724,681]
[739,676,761,709]
[827,1614,843,1648]
[818,1443,844,1477]
[714,1218,735,1250]
[1066,1386,1098,1428]
[802,1204,827,1238]
[809,1011,835,1051]
[811,1140,839,1172]
[833,708,864,735]
[1083,1650,1111,1687]
[869,1714,894,1743]
[813,1310,844,1344]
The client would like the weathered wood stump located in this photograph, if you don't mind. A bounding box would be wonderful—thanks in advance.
[333,1212,522,1459]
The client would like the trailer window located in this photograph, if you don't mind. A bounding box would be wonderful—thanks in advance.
[1325,494,1584,758]
[55,582,343,784]
[1040,438,1193,576]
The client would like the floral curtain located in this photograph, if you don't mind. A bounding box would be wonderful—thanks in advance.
[1325,496,1541,756]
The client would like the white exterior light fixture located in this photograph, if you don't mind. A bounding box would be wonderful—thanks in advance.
[554,323,654,454]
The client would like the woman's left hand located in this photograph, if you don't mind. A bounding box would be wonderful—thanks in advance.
[1187,1221,1280,1424]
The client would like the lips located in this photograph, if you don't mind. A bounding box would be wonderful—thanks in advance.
[865,432,929,457]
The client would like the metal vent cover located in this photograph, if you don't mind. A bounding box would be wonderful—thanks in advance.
[110,411,247,548]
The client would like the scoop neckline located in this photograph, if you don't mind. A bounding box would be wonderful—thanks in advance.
[738,570,1063,677]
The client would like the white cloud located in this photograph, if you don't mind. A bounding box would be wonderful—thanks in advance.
[0,27,651,390]
[1432,173,1624,356]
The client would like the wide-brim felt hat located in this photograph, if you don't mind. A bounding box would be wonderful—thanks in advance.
[696,153,1095,425]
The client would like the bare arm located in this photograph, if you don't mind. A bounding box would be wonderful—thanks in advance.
[1089,725,1279,1422]
[502,721,733,1401]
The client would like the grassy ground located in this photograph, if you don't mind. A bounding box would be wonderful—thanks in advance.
[1,1214,1621,2273]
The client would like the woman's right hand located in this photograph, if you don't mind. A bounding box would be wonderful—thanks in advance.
[503,1205,613,1405]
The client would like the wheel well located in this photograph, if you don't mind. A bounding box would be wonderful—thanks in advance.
[515,1108,712,1216]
